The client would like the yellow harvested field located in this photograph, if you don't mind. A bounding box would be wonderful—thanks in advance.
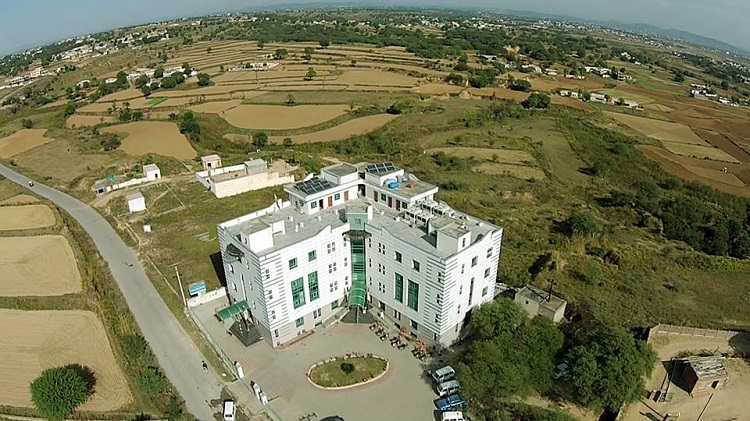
[100,89,143,101]
[607,112,707,145]
[428,147,535,164]
[65,114,115,128]
[0,194,38,205]
[0,205,55,231]
[0,129,53,158]
[101,122,197,159]
[334,70,419,87]
[222,104,350,130]
[154,86,266,98]
[0,309,132,411]
[473,163,546,180]
[263,84,348,91]
[269,114,399,144]
[661,141,740,163]
[0,235,81,296]
[188,99,243,114]
[414,84,464,95]
[77,102,116,113]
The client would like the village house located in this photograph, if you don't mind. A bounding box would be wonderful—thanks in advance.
[513,285,567,323]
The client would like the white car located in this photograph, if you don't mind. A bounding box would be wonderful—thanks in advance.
[223,400,235,421]
[441,411,465,421]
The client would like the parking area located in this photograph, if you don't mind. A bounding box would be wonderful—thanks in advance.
[192,299,447,421]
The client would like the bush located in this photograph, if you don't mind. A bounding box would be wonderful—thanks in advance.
[21,118,33,128]
[30,365,95,421]
[340,362,355,374]
[509,79,532,92]
[139,366,169,397]
[252,131,268,148]
[522,93,551,109]
[567,211,601,236]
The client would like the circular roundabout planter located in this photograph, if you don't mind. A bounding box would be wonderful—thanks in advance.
[307,354,389,390]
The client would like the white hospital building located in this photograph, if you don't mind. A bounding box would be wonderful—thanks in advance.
[218,162,503,347]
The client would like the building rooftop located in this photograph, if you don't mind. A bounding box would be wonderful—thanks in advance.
[323,163,358,178]
[684,356,728,379]
[143,163,159,172]
[126,192,144,201]
[516,285,567,312]
[293,177,335,196]
[225,196,500,259]
[244,159,268,176]
[201,154,221,163]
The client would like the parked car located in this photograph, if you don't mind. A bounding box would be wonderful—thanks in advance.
[435,394,466,411]
[431,365,456,383]
[441,411,465,421]
[436,379,461,397]
[222,400,236,421]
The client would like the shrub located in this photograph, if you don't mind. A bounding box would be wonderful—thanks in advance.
[340,362,355,374]
[30,365,95,421]
[567,211,600,236]
[21,118,33,128]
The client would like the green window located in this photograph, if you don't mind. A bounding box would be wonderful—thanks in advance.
[331,300,339,310]
[395,273,404,302]
[334,193,341,200]
[308,250,316,261]
[289,258,298,270]
[308,271,319,301]
[407,280,419,311]
[291,278,305,309]
[295,317,304,327]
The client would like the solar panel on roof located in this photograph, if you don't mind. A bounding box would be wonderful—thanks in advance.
[366,162,397,174]
[295,177,333,194]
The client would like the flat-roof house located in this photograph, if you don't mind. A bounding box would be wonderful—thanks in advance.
[196,158,295,198]
[679,356,728,398]
[201,154,222,171]
[514,285,566,323]
[143,164,161,181]
[126,192,146,213]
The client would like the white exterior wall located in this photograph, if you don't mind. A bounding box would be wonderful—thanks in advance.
[298,184,359,215]
[127,196,146,213]
[220,221,351,347]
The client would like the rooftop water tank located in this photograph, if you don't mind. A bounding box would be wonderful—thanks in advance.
[388,181,400,189]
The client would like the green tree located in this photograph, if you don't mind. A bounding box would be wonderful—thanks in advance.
[21,118,33,129]
[161,76,177,89]
[206,47,212,54]
[305,67,317,81]
[197,73,210,86]
[30,366,94,421]
[720,80,729,90]
[135,75,150,89]
[303,46,315,61]
[154,67,164,78]
[181,62,191,75]
[252,131,268,148]
[566,327,656,410]
[63,103,76,117]
[567,211,600,236]
[283,137,293,147]
[285,93,296,106]
[141,85,152,97]
[320,39,331,48]
[445,73,464,85]
[522,93,551,109]
[173,72,185,84]
[467,298,526,340]
[275,48,288,59]
[510,79,532,92]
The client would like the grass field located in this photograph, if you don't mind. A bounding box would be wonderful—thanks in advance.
[0,204,55,231]
[473,163,546,180]
[661,141,740,163]
[0,129,53,158]
[101,121,197,159]
[607,112,708,145]
[427,147,536,164]
[188,99,243,114]
[0,309,132,411]
[221,104,351,130]
[0,194,39,205]
[267,114,398,144]
[0,235,82,296]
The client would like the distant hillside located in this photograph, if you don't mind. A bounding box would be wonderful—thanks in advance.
[606,22,750,57]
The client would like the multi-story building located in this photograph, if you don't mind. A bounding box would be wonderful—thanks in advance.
[218,162,503,348]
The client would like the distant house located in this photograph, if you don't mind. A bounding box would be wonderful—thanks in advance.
[104,77,117,84]
[195,158,296,198]
[143,164,161,181]
[513,285,567,323]
[679,356,728,398]
[126,192,146,213]
[201,154,222,171]
[559,90,571,97]
[590,93,608,103]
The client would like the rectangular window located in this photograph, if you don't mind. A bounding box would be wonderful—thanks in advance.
[295,317,304,327]
[274,329,279,338]
[308,271,319,301]
[485,268,491,278]
[395,251,402,262]
[289,258,298,270]
[308,250,317,261]
[407,280,419,311]
[311,201,317,209]
[327,242,336,254]
[381,193,386,201]
[314,308,321,318]
[270,310,276,320]
[334,193,341,200]
[410,320,418,330]
[471,256,478,267]
[468,278,475,306]
[395,273,404,302]
[291,278,305,309]
[482,286,489,297]
[412,260,420,272]
[331,300,339,310]
[487,248,493,258]
[266,289,274,301]
[402,202,408,209]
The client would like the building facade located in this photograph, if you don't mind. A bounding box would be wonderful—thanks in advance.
[218,162,503,347]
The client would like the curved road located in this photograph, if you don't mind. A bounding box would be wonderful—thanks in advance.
[0,164,222,420]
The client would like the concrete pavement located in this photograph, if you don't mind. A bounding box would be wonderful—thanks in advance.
[0,165,223,420]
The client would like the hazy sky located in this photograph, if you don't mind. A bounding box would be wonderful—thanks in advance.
[0,0,748,55]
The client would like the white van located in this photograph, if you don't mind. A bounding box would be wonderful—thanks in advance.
[431,365,456,383]
[441,411,465,421]
[223,400,236,421]
[436,379,460,397]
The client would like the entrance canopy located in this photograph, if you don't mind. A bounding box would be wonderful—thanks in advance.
[216,300,249,322]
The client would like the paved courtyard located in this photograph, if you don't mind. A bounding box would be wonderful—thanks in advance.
[192,299,445,421]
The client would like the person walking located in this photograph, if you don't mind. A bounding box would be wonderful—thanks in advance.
[202,360,208,372]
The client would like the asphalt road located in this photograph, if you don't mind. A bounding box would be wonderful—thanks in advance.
[0,165,222,420]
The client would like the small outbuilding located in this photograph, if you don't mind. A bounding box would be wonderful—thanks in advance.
[680,356,728,398]
[514,285,567,323]
[143,164,161,180]
[201,154,222,171]
[126,192,146,213]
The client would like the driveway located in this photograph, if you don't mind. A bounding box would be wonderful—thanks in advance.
[0,165,222,420]
[192,300,444,421]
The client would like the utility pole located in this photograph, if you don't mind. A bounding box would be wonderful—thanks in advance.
[173,264,187,307]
